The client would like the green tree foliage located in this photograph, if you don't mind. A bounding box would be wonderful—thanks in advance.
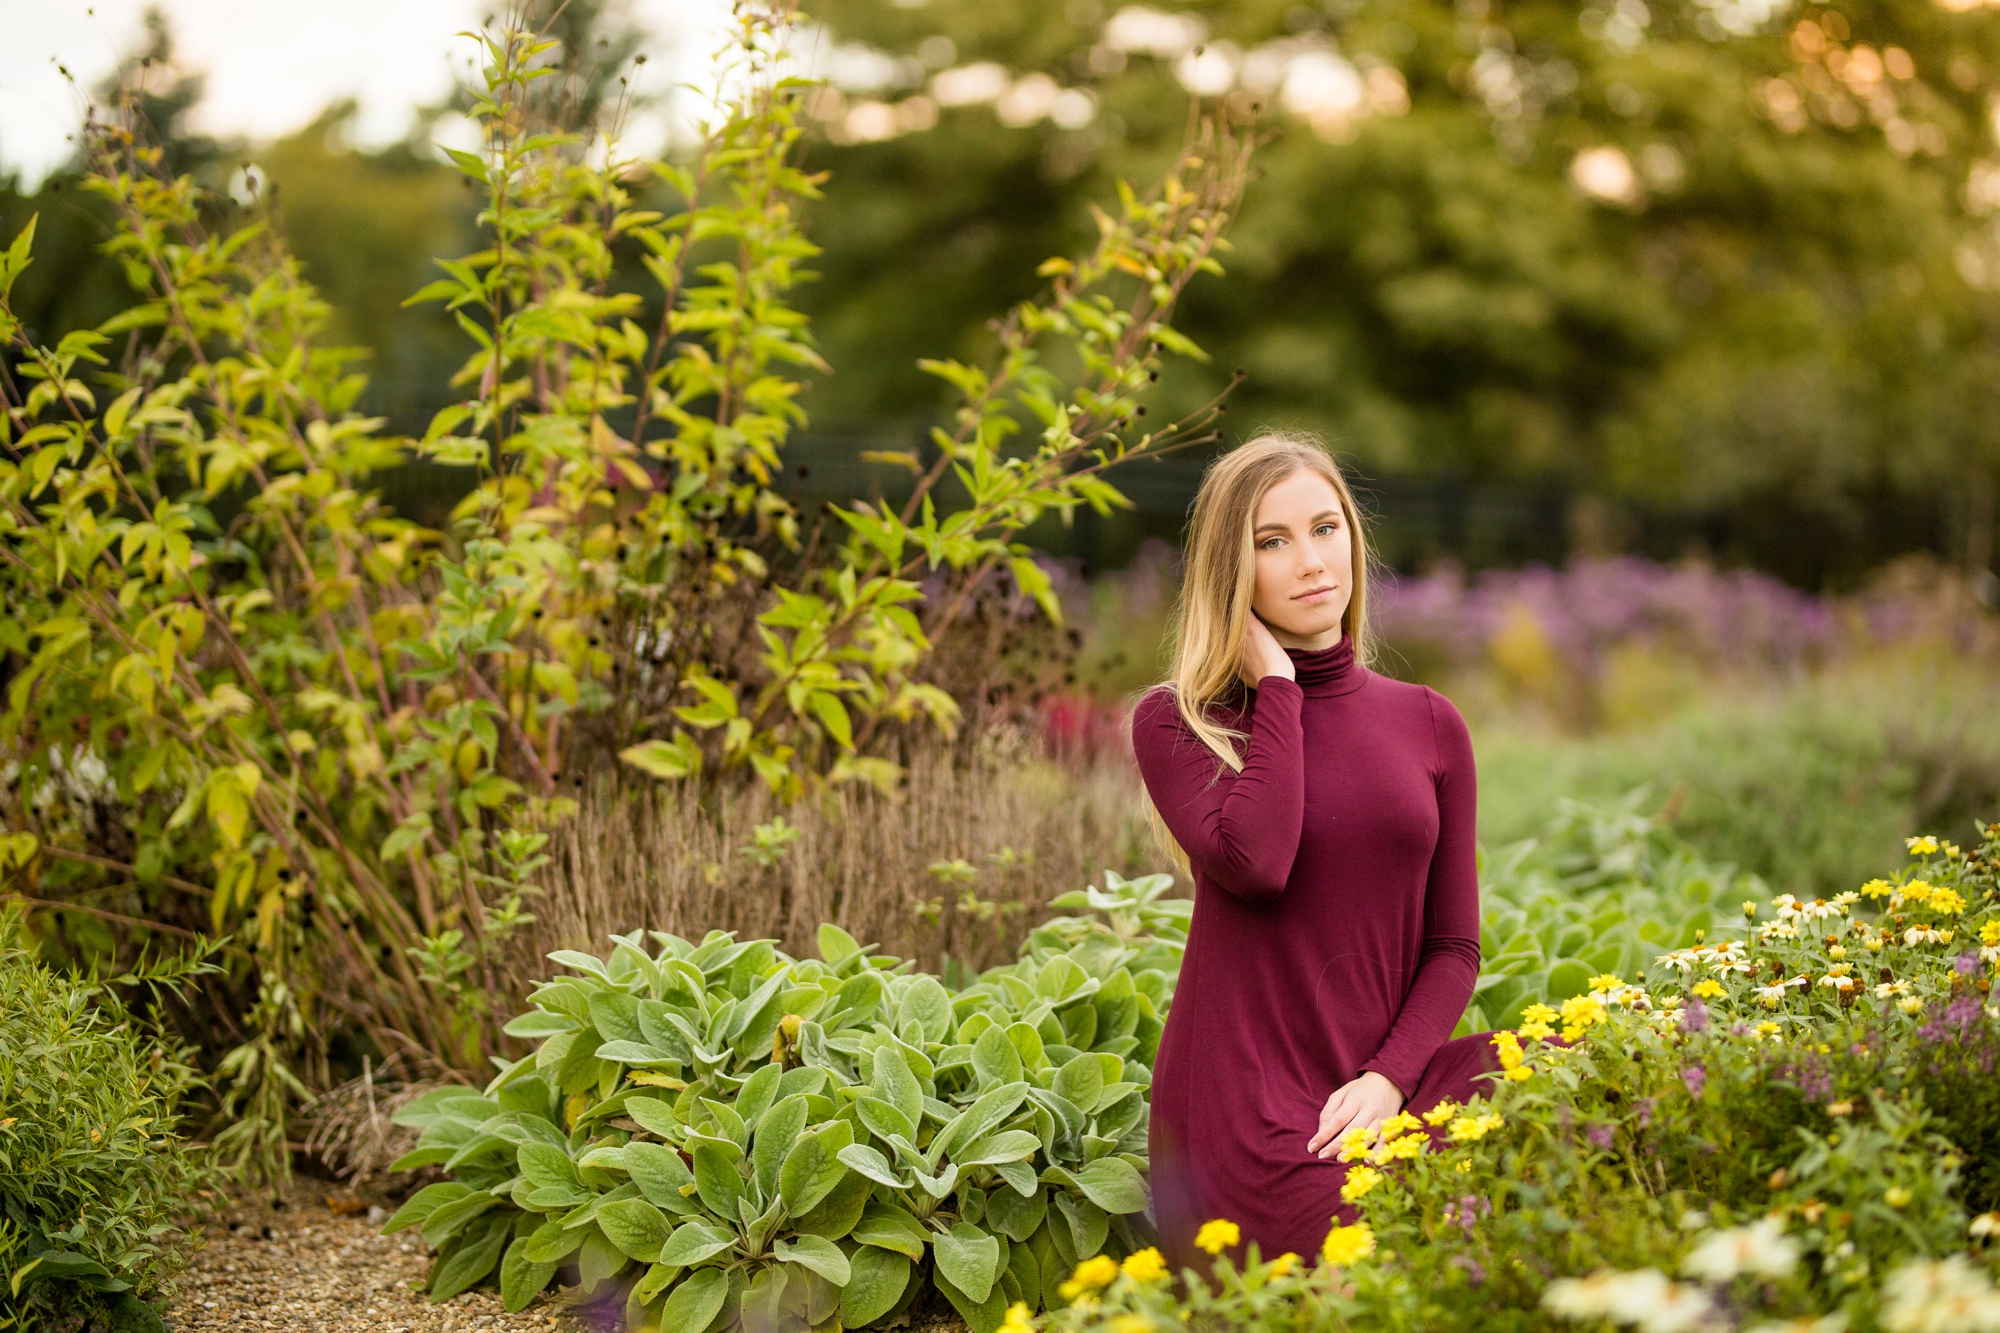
[797,0,2000,557]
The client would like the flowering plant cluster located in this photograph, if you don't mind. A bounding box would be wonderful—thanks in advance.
[1046,820,2000,1333]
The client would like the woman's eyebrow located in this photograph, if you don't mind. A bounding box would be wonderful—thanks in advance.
[1255,510,1340,535]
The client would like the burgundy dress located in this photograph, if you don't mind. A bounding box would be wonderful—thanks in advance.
[1131,637,1495,1267]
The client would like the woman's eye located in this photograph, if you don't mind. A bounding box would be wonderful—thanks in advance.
[1315,524,1337,537]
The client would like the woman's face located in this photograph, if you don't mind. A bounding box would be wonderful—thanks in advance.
[1249,468,1354,651]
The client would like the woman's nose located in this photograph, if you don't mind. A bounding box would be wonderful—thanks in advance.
[1299,545,1326,576]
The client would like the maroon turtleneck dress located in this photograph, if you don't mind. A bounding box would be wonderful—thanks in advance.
[1132,637,1495,1267]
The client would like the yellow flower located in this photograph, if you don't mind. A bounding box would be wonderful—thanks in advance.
[1320,1222,1376,1268]
[1503,1065,1535,1082]
[1559,994,1608,1029]
[1899,996,1924,1014]
[1448,1112,1506,1141]
[1455,1158,1473,1173]
[1521,1003,1559,1025]
[1928,887,1966,915]
[1980,921,2000,947]
[1379,1111,1423,1138]
[1266,1253,1299,1279]
[1886,1186,1912,1209]
[1120,1248,1168,1284]
[1387,1133,1428,1159]
[1756,1021,1780,1036]
[1859,879,1894,900]
[1744,901,1760,918]
[1907,836,1940,856]
[1001,1303,1037,1333]
[1588,973,1624,993]
[1692,979,1726,999]
[1059,1256,1119,1300]
[1193,1219,1240,1256]
[1421,1100,1461,1126]
[1519,1020,1555,1042]
[1902,881,1934,906]
[1341,1166,1384,1202]
[1109,1318,1150,1333]
[1334,1124,1377,1162]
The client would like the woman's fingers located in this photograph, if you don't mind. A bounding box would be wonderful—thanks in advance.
[1308,1089,1356,1156]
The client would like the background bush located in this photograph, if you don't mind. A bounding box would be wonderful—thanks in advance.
[0,907,216,1333]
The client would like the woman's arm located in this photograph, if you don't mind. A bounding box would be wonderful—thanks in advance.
[1357,688,1483,1096]
[1131,681,1306,901]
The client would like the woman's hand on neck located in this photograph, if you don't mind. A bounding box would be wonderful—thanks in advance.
[1241,615,1298,685]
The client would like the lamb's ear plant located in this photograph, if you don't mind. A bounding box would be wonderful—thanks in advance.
[0,905,220,1333]
[387,902,1175,1331]
[0,0,1253,1180]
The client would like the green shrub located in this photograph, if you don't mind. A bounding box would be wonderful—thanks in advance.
[1476,664,2000,897]
[0,910,216,1332]
[387,873,1177,1332]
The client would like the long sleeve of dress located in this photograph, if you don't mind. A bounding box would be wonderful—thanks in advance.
[1130,681,1305,900]
[1357,688,1483,1097]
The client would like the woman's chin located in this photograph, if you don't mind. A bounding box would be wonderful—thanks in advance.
[1266,614,1347,649]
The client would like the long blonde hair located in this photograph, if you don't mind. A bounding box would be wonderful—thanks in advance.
[1147,433,1375,866]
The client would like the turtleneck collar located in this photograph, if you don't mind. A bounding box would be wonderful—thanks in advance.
[1282,634,1365,695]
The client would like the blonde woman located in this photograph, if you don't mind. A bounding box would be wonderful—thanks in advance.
[1132,435,1495,1269]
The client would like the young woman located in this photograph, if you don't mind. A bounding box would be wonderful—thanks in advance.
[1132,434,1498,1268]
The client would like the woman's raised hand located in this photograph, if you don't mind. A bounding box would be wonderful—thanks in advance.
[1306,1071,1405,1159]
[1241,615,1296,686]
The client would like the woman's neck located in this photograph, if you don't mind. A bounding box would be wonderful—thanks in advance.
[1270,625,1345,652]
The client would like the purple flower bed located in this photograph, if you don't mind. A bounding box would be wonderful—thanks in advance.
[1373,557,1875,682]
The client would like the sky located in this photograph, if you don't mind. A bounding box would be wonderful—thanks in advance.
[0,0,734,185]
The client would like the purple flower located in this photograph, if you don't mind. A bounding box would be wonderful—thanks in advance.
[1955,951,1982,977]
[1681,997,1709,1034]
[1681,1064,1707,1097]
[1634,1096,1657,1129]
[1450,1253,1487,1287]
[1586,1123,1615,1150]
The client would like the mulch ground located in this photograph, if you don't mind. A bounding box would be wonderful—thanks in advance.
[164,1178,970,1333]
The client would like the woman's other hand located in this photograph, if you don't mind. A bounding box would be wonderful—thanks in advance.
[1306,1071,1405,1159]
[1241,615,1296,686]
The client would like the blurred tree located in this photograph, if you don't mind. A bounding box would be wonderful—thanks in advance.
[792,0,2000,582]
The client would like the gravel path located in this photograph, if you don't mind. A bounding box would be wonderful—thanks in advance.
[163,1180,970,1333]
[164,1180,582,1333]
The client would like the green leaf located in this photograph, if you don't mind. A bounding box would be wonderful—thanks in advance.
[522,1218,584,1264]
[620,735,701,780]
[773,1234,851,1285]
[598,1199,675,1262]
[817,923,862,965]
[661,1267,731,1333]
[381,1182,470,1235]
[1052,1053,1103,1113]
[753,1096,809,1199]
[971,1027,1023,1087]
[872,1043,922,1124]
[659,1222,738,1267]
[985,1186,1048,1243]
[692,1143,742,1216]
[782,1121,855,1215]
[840,1247,913,1327]
[935,1259,1010,1333]
[626,1140,700,1211]
[933,1222,1002,1304]
[428,1215,510,1302]
[836,1143,907,1191]
[849,1202,929,1260]
[956,1130,1041,1168]
[1071,1157,1148,1214]
[500,1238,558,1312]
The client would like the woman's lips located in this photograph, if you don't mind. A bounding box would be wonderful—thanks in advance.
[1293,585,1338,604]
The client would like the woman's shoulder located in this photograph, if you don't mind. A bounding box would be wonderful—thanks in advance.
[1360,672,1471,738]
[1130,683,1244,759]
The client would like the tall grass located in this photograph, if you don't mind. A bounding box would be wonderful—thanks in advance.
[506,732,1161,995]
